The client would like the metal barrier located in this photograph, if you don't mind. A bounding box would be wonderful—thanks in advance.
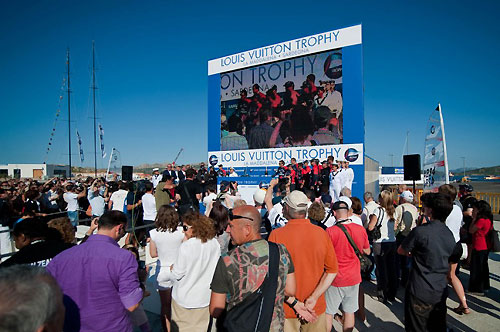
[473,192,500,214]
[413,190,499,213]
[0,218,155,260]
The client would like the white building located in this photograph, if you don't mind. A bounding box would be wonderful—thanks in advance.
[0,164,70,179]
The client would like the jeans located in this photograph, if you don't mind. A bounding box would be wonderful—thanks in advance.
[67,211,78,227]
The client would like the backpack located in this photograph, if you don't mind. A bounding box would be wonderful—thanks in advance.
[223,242,279,332]
[489,228,500,252]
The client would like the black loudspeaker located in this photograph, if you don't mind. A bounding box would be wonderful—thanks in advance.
[403,154,421,181]
[122,166,133,181]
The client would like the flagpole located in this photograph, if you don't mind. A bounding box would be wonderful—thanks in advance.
[106,148,114,180]
[437,103,450,184]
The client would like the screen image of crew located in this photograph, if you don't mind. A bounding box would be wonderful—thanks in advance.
[220,50,343,151]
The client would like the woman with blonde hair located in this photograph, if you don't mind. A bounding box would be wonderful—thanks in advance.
[368,190,398,302]
[170,212,221,332]
[149,205,184,332]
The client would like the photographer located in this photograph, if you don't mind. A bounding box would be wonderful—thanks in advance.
[88,178,107,219]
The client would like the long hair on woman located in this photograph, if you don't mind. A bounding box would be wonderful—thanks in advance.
[473,200,493,222]
[208,201,228,237]
[155,205,180,232]
[378,190,395,219]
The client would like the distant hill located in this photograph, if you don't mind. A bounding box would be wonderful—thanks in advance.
[451,165,500,176]
[72,161,204,175]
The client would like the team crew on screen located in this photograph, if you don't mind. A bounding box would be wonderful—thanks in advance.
[0,166,493,332]
[221,76,343,151]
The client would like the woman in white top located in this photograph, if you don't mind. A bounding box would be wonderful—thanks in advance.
[149,205,184,332]
[368,190,398,302]
[170,213,221,331]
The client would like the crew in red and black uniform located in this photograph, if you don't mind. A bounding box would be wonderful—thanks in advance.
[266,85,281,110]
[306,73,318,96]
[297,81,314,108]
[216,164,226,177]
[283,81,299,110]
[237,89,252,116]
[251,84,267,112]
[273,160,288,180]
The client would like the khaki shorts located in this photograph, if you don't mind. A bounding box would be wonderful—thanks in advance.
[171,298,210,332]
[284,312,326,332]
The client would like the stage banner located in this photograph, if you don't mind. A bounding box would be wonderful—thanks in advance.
[209,143,363,168]
[209,25,361,75]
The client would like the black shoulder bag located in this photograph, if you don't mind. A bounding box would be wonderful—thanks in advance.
[337,223,373,274]
[368,207,384,241]
[223,242,279,332]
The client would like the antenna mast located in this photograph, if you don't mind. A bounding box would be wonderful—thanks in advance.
[67,48,72,179]
[92,41,98,178]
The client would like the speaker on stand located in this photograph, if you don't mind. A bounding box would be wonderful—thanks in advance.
[122,166,133,181]
[403,154,421,194]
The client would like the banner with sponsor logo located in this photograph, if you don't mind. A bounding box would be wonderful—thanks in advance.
[208,143,363,168]
[423,104,449,192]
[208,25,361,75]
[208,25,364,199]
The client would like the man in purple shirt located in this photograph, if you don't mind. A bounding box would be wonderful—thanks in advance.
[47,210,143,332]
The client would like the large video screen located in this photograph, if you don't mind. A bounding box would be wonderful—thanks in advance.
[220,49,343,151]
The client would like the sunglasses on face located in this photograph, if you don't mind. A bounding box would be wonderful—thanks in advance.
[228,209,253,222]
[182,224,192,232]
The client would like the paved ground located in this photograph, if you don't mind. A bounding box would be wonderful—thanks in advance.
[137,221,500,332]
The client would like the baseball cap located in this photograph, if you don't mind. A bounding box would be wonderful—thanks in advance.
[283,190,309,212]
[253,189,266,205]
[459,183,473,192]
[400,190,414,202]
[339,196,352,209]
[332,201,349,211]
[314,106,332,123]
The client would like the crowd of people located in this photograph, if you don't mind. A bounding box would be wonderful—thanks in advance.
[0,162,496,332]
[221,75,343,151]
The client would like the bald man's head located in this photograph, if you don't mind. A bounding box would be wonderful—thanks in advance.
[232,205,261,233]
[227,205,262,245]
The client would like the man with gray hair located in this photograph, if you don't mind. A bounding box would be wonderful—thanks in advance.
[0,265,65,332]
[361,192,379,228]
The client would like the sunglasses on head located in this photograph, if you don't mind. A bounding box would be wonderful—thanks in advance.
[228,209,253,222]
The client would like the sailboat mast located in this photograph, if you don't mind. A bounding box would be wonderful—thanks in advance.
[92,41,97,178]
[67,48,72,179]
[437,103,450,184]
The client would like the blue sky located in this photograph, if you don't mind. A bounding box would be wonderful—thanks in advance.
[1,0,499,170]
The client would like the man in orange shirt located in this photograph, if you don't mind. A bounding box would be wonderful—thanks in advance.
[269,190,338,332]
